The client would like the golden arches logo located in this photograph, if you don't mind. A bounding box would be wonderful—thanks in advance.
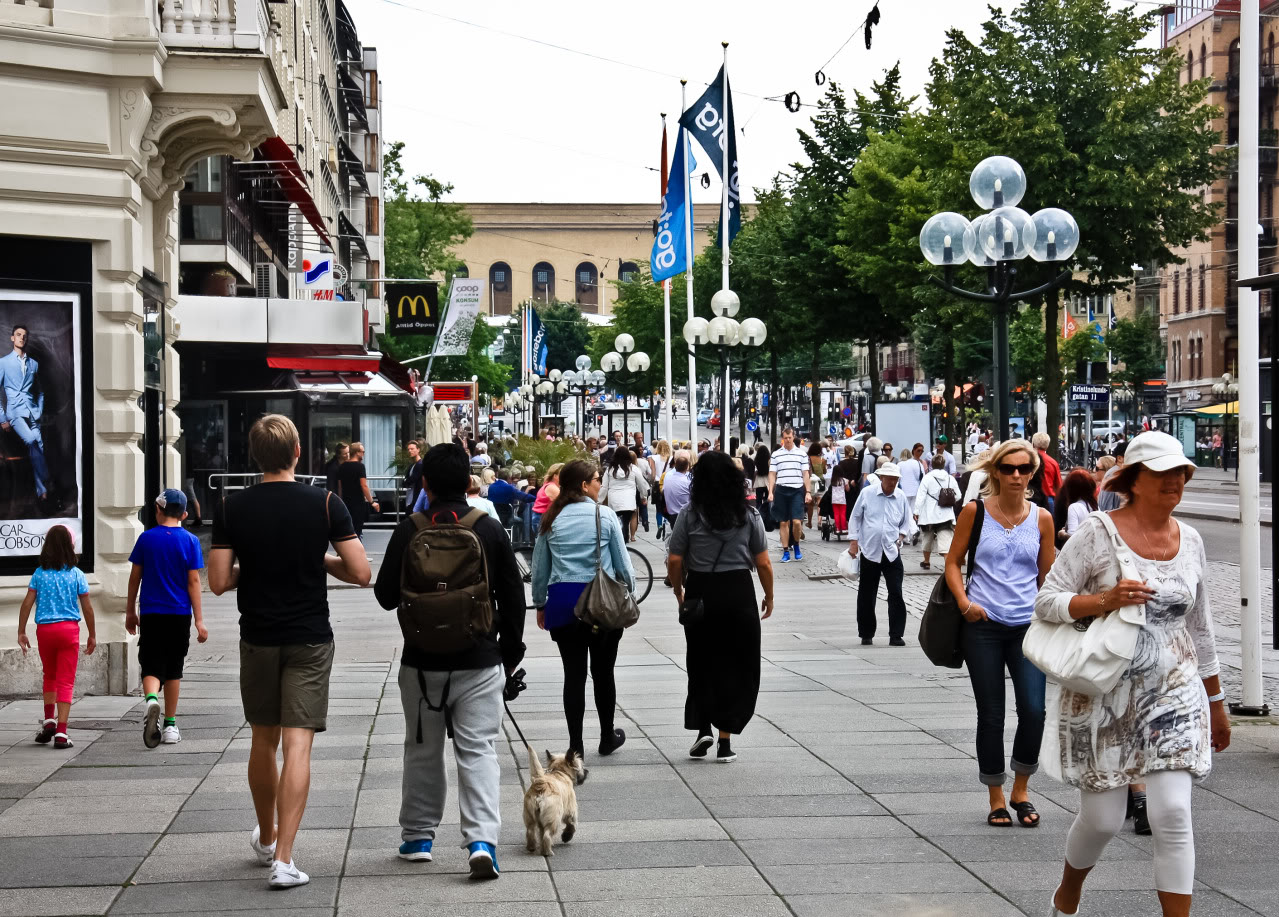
[397,295,432,318]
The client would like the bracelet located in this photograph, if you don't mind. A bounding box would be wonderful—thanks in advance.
[963,601,972,614]
[1206,691,1226,703]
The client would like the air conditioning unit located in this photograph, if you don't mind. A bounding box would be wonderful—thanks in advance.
[255,263,275,298]
[327,145,338,172]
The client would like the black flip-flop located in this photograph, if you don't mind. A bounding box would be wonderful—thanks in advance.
[1010,800,1040,827]
[987,807,1012,827]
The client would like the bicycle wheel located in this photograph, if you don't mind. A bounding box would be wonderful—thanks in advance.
[627,546,654,604]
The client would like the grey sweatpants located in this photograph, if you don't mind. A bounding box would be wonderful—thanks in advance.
[398,663,504,846]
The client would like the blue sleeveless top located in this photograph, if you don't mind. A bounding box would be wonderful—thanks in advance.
[967,503,1041,626]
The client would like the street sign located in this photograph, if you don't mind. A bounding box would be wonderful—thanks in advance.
[828,423,838,435]
[747,420,758,432]
[842,406,852,418]
[1070,383,1109,404]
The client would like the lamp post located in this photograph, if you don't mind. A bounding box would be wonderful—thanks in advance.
[1212,372,1240,474]
[504,390,525,436]
[921,156,1080,444]
[561,354,606,438]
[1113,384,1135,435]
[683,290,767,453]
[601,334,651,440]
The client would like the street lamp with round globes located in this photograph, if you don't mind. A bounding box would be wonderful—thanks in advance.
[682,288,767,451]
[600,337,651,439]
[1213,372,1240,472]
[575,354,592,372]
[922,155,1078,448]
[614,333,635,355]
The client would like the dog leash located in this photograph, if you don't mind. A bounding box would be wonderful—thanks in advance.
[503,700,532,751]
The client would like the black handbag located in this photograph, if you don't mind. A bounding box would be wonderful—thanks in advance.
[678,515,730,627]
[919,500,984,668]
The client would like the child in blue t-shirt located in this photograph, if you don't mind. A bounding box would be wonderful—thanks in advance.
[125,489,207,748]
[16,524,96,749]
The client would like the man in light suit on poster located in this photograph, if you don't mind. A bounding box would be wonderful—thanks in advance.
[0,324,51,502]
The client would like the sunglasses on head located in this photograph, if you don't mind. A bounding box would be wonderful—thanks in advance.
[997,462,1034,476]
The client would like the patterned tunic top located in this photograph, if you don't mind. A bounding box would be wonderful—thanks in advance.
[1034,514,1220,792]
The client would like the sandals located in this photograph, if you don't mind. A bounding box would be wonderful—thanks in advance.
[987,807,1012,827]
[919,561,931,570]
[1010,800,1040,827]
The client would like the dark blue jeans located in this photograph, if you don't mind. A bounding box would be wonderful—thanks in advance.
[962,618,1046,787]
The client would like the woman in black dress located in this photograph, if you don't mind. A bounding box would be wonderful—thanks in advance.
[667,451,774,763]
[336,441,379,537]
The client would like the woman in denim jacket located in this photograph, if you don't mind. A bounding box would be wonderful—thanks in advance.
[531,459,635,759]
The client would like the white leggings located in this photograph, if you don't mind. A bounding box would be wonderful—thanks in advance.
[1065,770,1195,896]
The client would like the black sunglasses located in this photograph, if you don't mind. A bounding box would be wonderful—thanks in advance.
[997,462,1034,476]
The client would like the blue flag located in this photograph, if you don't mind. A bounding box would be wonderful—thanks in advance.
[528,307,548,376]
[680,64,741,245]
[651,131,696,281]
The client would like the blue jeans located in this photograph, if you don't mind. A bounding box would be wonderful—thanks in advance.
[961,618,1046,786]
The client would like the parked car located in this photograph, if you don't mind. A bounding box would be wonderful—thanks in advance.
[708,412,721,429]
[696,407,714,425]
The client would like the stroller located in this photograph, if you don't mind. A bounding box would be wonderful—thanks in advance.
[817,485,840,541]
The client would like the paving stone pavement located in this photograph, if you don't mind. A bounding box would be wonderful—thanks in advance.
[1,526,1278,917]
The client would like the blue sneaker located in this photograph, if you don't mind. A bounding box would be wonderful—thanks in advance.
[780,549,791,563]
[398,839,433,862]
[793,546,803,561]
[467,841,499,880]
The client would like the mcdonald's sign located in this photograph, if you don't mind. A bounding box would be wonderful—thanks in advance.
[386,282,439,335]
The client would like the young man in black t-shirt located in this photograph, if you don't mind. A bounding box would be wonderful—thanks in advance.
[210,415,370,890]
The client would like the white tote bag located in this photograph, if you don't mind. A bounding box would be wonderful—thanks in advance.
[1022,512,1144,696]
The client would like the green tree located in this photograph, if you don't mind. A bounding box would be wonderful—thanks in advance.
[1107,309,1165,393]
[926,0,1225,447]
[382,140,472,281]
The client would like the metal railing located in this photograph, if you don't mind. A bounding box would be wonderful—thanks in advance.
[205,472,409,525]
[159,0,271,54]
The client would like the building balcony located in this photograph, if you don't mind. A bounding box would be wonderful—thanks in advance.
[159,0,271,54]
[172,294,366,348]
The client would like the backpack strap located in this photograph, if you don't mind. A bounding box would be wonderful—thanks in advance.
[455,507,487,530]
[410,511,430,532]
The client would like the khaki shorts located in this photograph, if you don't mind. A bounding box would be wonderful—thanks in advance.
[239,639,335,732]
[920,522,954,554]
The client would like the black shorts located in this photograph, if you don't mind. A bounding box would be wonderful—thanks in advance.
[138,614,192,681]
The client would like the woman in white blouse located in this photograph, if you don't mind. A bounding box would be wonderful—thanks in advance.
[599,446,650,543]
[1035,432,1230,917]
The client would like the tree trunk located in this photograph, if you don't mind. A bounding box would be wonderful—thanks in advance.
[810,341,822,440]
[769,349,779,449]
[1044,291,1062,452]
[866,335,880,432]
[944,333,958,462]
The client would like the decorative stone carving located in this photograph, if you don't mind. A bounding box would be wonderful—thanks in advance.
[138,100,272,201]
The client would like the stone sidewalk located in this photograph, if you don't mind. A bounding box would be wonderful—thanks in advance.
[2,531,1279,917]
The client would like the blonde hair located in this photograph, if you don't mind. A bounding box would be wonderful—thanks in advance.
[480,467,496,486]
[248,414,299,473]
[978,438,1039,499]
[467,475,482,495]
[545,462,565,482]
[349,441,365,459]
[655,440,672,459]
[1096,455,1116,473]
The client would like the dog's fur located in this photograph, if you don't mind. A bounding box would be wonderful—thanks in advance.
[522,747,588,856]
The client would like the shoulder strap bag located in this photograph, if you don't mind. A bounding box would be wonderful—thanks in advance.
[573,505,641,633]
[678,512,730,628]
[1021,511,1145,696]
[919,499,984,668]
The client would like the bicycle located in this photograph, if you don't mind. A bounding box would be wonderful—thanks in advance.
[512,542,654,605]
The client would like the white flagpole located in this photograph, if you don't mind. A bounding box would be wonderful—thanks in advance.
[1107,293,1113,430]
[682,79,697,447]
[719,41,731,453]
[661,117,674,445]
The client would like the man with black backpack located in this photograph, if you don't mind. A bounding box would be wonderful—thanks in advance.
[374,444,526,880]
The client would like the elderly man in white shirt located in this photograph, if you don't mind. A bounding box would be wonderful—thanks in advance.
[848,462,912,647]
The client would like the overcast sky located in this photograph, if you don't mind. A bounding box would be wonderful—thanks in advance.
[355,0,1160,204]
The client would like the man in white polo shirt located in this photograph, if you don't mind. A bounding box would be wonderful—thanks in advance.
[848,462,912,647]
[767,427,811,564]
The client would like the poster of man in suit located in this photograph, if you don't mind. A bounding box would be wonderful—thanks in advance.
[0,291,82,558]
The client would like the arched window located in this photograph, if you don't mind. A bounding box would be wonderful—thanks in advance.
[1269,33,1275,67]
[489,261,512,315]
[618,261,640,283]
[454,264,469,278]
[1186,267,1193,312]
[1199,265,1207,311]
[1173,269,1180,314]
[574,261,599,312]
[532,261,555,302]
[1201,42,1208,80]
[1187,50,1194,84]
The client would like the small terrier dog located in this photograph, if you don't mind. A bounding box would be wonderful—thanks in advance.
[522,747,588,856]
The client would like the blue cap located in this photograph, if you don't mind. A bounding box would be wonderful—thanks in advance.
[156,488,187,511]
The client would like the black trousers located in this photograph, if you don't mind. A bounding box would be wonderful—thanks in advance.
[855,554,907,640]
[551,623,622,755]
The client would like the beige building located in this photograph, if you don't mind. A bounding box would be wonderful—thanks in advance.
[452,202,721,316]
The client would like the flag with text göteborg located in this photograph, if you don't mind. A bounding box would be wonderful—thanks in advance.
[526,307,548,376]
[680,64,740,245]
[650,130,696,282]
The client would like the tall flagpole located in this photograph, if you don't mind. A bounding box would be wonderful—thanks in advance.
[682,79,698,447]
[719,41,731,453]
[661,115,674,445]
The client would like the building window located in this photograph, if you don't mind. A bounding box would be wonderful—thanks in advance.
[1173,269,1180,314]
[1199,265,1206,311]
[1173,340,1181,382]
[363,69,378,108]
[532,261,555,302]
[1201,42,1208,79]
[1186,268,1193,312]
[574,262,598,312]
[369,259,380,299]
[489,261,513,315]
[618,261,640,283]
[1187,50,1193,84]
[365,196,379,234]
[365,133,379,170]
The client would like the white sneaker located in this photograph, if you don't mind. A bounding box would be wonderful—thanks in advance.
[269,859,309,889]
[250,825,276,866]
[161,725,181,744]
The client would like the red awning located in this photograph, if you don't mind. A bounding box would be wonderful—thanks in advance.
[259,136,332,248]
[268,354,380,372]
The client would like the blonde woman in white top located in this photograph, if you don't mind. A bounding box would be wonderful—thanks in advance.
[599,446,649,542]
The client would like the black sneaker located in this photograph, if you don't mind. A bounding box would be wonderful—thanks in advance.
[861,637,873,646]
[716,738,736,763]
[599,728,626,756]
[688,734,713,759]
[1133,798,1151,835]
[889,637,906,647]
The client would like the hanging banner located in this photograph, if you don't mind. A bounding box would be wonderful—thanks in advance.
[0,291,85,559]
[528,307,549,376]
[386,282,440,335]
[679,64,741,245]
[434,278,483,356]
[651,130,696,282]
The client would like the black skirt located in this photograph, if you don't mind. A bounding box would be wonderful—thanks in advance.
[683,568,760,735]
